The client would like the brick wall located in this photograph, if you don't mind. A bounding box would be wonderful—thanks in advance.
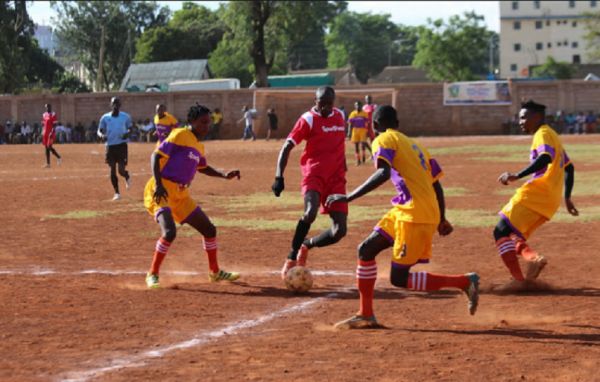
[1,80,598,137]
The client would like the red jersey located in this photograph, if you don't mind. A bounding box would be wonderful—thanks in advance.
[42,112,57,136]
[288,107,347,179]
[362,103,378,139]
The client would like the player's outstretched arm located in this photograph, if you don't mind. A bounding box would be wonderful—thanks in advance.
[326,158,390,208]
[433,181,453,236]
[564,163,578,216]
[272,140,294,197]
[198,166,240,180]
[499,153,552,185]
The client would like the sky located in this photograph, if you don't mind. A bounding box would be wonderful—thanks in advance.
[27,1,500,32]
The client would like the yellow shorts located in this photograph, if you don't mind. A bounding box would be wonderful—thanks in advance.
[500,201,548,239]
[143,177,198,224]
[375,208,436,267]
[350,128,368,143]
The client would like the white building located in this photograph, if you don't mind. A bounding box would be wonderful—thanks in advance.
[34,24,56,56]
[500,0,598,78]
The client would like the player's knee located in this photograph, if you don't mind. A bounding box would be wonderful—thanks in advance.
[390,267,409,288]
[493,222,511,241]
[301,210,318,225]
[204,223,217,238]
[162,227,176,242]
[357,240,376,262]
[331,223,347,242]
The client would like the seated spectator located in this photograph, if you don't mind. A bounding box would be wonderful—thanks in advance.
[141,118,155,142]
[55,121,66,143]
[576,112,585,134]
[65,123,73,143]
[4,120,12,144]
[86,120,98,142]
[129,123,140,142]
[32,122,41,144]
[585,111,597,134]
[74,122,85,143]
[0,122,4,144]
[20,121,32,144]
[564,113,576,134]
[12,122,21,144]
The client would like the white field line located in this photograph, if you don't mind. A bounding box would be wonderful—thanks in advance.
[0,268,354,277]
[60,292,338,382]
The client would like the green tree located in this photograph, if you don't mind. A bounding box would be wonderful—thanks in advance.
[583,11,600,62]
[389,25,420,66]
[531,56,576,79]
[326,12,398,83]
[413,12,495,82]
[51,1,170,91]
[135,2,224,63]
[0,1,34,93]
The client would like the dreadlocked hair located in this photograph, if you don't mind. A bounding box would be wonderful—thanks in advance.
[187,103,211,123]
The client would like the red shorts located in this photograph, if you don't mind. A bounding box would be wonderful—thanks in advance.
[301,174,348,214]
[42,133,55,147]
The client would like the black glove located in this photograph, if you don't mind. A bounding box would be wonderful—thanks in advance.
[272,176,285,197]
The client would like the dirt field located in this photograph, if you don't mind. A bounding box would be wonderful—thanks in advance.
[1,134,599,382]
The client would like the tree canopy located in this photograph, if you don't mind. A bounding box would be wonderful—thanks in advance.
[531,56,576,79]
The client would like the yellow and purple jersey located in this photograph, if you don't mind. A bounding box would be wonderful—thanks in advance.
[372,129,443,224]
[156,127,207,186]
[508,124,570,219]
[348,110,369,129]
[154,112,178,143]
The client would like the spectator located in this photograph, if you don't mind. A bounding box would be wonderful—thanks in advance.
[32,122,41,144]
[564,113,576,134]
[55,121,66,143]
[210,108,223,140]
[65,123,73,143]
[129,122,140,142]
[238,105,256,141]
[12,122,21,144]
[576,111,585,134]
[554,110,565,134]
[20,120,32,144]
[141,118,155,142]
[87,120,98,142]
[585,111,597,134]
[0,122,4,144]
[4,120,12,143]
[74,122,85,143]
[266,108,278,141]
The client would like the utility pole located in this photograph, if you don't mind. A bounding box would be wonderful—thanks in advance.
[96,25,106,92]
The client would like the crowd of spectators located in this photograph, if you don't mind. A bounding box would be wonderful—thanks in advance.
[504,110,599,135]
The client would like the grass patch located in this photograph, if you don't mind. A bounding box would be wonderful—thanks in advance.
[46,210,108,219]
[553,205,600,223]
[446,209,498,228]
[215,192,303,212]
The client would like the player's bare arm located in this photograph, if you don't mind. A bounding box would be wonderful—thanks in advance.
[498,153,552,185]
[272,139,294,196]
[151,151,168,203]
[564,162,578,216]
[198,166,241,180]
[325,158,391,208]
[433,180,453,236]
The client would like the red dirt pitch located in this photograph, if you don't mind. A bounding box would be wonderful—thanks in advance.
[1,135,599,381]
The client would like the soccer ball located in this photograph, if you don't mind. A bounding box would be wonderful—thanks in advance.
[284,266,313,293]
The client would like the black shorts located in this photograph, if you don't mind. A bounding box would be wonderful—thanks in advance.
[105,143,128,165]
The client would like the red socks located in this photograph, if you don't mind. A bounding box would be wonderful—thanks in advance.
[204,237,219,273]
[357,260,377,317]
[511,234,539,261]
[149,237,171,275]
[496,237,524,281]
[407,271,469,291]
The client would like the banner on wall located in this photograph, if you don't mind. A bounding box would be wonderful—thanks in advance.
[443,81,512,106]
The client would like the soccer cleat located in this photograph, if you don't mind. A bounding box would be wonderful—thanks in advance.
[42,164,50,168]
[464,272,480,315]
[112,193,121,201]
[209,269,240,282]
[525,255,547,281]
[145,273,160,289]
[297,245,309,267]
[281,259,296,280]
[334,315,379,330]
[125,177,132,190]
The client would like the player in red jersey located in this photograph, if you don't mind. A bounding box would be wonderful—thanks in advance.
[41,103,62,168]
[272,86,348,279]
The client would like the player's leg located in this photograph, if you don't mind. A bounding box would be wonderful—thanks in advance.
[494,218,525,281]
[334,231,391,329]
[354,142,360,165]
[108,160,121,199]
[44,146,51,167]
[184,206,239,282]
[117,159,131,189]
[282,190,320,278]
[146,210,177,288]
[299,211,347,267]
[361,142,368,164]
[48,144,61,164]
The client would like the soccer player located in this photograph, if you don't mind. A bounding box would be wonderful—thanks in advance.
[363,94,378,142]
[348,101,370,166]
[326,105,480,329]
[97,97,132,201]
[495,100,578,287]
[154,104,178,143]
[143,103,241,289]
[272,86,348,279]
[41,103,61,168]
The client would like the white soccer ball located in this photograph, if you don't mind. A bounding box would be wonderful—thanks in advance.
[284,266,313,293]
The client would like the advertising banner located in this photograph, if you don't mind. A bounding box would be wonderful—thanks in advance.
[443,81,512,106]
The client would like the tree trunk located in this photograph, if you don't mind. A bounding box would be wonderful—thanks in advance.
[251,1,271,88]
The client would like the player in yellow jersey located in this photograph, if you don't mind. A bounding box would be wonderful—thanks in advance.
[154,104,178,143]
[326,105,479,329]
[495,100,578,289]
[143,104,241,289]
[347,101,371,165]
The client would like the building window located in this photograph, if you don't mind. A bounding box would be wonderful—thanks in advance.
[514,21,521,29]
[547,42,552,48]
[536,42,543,50]
[546,20,550,26]
[535,20,543,29]
[533,0,541,8]
[569,0,576,7]
[592,1,597,8]
[512,1,519,10]
[573,54,581,64]
[514,43,521,51]
[558,41,562,46]
[572,21,577,27]
[572,41,579,48]
[557,20,561,25]
[564,39,568,45]
[510,64,518,71]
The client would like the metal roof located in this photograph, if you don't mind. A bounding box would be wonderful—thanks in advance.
[119,59,211,91]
